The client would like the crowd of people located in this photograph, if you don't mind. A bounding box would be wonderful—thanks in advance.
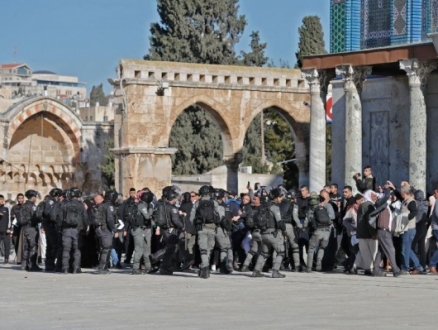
[0,165,437,279]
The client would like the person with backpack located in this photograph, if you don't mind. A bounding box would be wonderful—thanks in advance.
[130,190,154,275]
[306,192,334,272]
[251,188,287,278]
[94,190,118,275]
[190,185,223,279]
[61,188,88,274]
[155,188,184,275]
[215,190,234,274]
[19,190,41,272]
[241,195,263,272]
[40,188,63,271]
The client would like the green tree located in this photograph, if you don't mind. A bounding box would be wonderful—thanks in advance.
[90,84,108,106]
[241,31,268,67]
[146,0,246,65]
[100,138,115,187]
[169,106,223,175]
[295,16,327,68]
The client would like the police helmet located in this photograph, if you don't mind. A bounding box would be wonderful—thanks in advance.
[215,189,226,199]
[308,191,321,206]
[69,187,82,198]
[269,188,283,199]
[163,189,179,201]
[286,189,297,200]
[25,189,38,199]
[105,190,119,203]
[199,185,211,196]
[260,195,270,204]
[140,191,154,204]
[49,188,63,198]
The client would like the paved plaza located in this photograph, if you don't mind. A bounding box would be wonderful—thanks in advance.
[0,264,436,330]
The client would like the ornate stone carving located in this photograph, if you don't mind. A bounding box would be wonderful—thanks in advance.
[302,68,320,94]
[335,65,372,95]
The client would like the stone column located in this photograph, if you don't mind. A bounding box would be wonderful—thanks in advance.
[224,153,242,193]
[399,59,435,193]
[335,65,370,190]
[302,68,326,192]
[112,147,177,196]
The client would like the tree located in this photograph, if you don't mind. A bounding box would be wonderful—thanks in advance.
[90,84,108,106]
[100,138,115,187]
[148,0,273,175]
[241,31,268,67]
[295,16,327,68]
[169,106,223,175]
[146,0,246,65]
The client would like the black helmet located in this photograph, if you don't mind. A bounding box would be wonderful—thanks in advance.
[163,189,179,201]
[62,189,70,199]
[269,188,283,199]
[140,191,154,204]
[260,195,270,204]
[199,185,211,196]
[49,188,63,198]
[69,187,82,198]
[25,190,38,199]
[105,190,119,203]
[215,189,225,199]
[286,189,297,200]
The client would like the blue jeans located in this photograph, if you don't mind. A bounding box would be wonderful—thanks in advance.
[110,248,119,267]
[429,230,438,267]
[401,228,423,271]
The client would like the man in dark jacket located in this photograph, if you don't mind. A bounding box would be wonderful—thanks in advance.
[354,166,376,193]
[0,195,11,264]
[179,192,197,269]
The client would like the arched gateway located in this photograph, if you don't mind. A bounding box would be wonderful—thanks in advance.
[111,60,311,194]
[0,97,112,199]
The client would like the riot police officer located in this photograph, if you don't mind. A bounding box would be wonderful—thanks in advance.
[241,195,262,272]
[215,190,234,274]
[94,190,117,274]
[42,188,62,271]
[306,192,334,272]
[61,188,88,274]
[190,185,224,279]
[131,191,154,275]
[20,190,41,271]
[279,189,301,271]
[154,188,184,275]
[251,188,287,278]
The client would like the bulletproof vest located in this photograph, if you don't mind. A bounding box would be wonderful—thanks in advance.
[153,200,171,229]
[279,200,293,224]
[136,202,151,228]
[219,202,232,231]
[123,199,140,227]
[297,197,309,219]
[95,203,107,227]
[62,200,83,228]
[254,203,275,230]
[195,199,217,224]
[19,201,37,227]
[266,204,277,229]
[313,205,331,228]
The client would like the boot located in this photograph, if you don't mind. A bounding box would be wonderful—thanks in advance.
[251,270,264,278]
[73,268,82,274]
[62,268,69,274]
[29,265,43,272]
[430,266,438,275]
[159,267,173,275]
[149,248,166,265]
[271,270,286,278]
[240,265,250,272]
[199,266,209,279]
[131,269,142,275]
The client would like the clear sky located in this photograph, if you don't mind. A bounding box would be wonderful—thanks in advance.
[0,0,330,94]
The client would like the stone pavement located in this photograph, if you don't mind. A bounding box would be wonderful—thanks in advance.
[0,264,437,330]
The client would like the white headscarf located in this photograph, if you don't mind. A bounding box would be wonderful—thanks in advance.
[363,190,377,204]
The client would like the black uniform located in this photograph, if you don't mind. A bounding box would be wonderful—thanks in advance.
[41,197,57,270]
[0,205,11,263]
[19,200,39,271]
[51,199,65,272]
[95,202,116,272]
[160,202,184,275]
[61,199,88,272]
[11,203,23,255]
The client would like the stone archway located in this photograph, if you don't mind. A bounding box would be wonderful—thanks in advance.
[0,97,83,198]
[111,59,310,194]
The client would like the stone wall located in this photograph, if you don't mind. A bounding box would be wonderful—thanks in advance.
[332,74,436,192]
[112,60,311,195]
